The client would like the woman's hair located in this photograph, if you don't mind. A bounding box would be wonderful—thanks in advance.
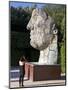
[20,56,26,62]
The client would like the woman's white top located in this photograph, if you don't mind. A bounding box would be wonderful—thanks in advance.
[19,61,24,66]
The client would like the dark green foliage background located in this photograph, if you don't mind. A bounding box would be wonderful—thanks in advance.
[10,3,66,73]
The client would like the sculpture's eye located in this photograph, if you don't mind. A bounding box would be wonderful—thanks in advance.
[53,29,58,34]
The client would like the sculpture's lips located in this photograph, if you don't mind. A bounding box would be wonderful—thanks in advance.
[30,35,31,39]
[30,32,34,39]
[30,31,34,35]
[30,34,33,39]
[30,35,34,39]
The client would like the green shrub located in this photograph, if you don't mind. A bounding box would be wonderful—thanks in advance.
[60,43,65,73]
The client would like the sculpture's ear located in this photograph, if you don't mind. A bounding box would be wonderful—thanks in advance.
[53,29,58,34]
[52,24,58,34]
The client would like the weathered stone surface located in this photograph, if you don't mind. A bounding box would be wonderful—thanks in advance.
[27,9,58,64]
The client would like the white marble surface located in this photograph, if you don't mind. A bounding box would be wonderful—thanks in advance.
[27,9,58,65]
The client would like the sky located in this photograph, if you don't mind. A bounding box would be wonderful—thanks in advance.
[9,1,46,8]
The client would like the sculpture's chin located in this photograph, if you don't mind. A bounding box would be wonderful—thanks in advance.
[30,41,38,49]
[30,40,49,50]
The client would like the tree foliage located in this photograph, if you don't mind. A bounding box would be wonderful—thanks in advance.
[10,6,31,32]
[10,5,39,66]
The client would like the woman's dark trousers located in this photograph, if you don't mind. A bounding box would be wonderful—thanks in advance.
[19,75,24,87]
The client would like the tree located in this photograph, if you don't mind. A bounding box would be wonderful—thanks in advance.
[10,6,31,32]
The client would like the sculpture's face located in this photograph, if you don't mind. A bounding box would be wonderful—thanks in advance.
[27,9,57,50]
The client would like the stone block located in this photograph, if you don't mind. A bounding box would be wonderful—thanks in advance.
[25,62,61,81]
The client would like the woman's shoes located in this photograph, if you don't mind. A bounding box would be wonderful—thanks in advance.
[22,85,24,87]
[19,84,24,87]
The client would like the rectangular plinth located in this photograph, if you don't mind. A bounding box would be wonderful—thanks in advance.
[25,62,61,81]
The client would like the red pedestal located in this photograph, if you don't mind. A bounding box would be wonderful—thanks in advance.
[25,62,61,81]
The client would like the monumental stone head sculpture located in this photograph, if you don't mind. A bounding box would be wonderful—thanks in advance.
[27,9,58,64]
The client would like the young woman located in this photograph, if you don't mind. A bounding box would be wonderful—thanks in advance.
[19,56,26,87]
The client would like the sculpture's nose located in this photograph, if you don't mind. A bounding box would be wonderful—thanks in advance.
[27,24,34,30]
[27,24,30,30]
